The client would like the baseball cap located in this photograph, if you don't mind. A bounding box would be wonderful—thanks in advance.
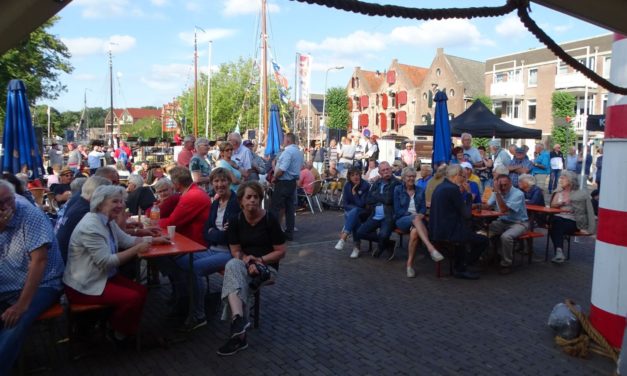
[60,167,73,176]
[515,147,525,153]
[243,140,253,147]
[460,161,473,170]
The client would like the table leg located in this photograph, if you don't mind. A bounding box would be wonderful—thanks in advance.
[187,254,194,324]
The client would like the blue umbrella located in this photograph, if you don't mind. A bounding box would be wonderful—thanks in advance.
[2,79,44,179]
[432,91,451,167]
[265,104,284,157]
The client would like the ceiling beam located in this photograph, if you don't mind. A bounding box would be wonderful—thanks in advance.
[531,0,626,35]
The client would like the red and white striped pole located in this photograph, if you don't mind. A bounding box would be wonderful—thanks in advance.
[590,33,627,348]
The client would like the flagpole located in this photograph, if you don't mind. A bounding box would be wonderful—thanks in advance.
[205,40,212,139]
[294,53,299,133]
[47,105,51,140]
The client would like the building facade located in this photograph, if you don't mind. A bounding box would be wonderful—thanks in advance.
[484,34,613,136]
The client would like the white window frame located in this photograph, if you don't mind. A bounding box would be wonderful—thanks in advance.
[527,99,537,123]
[527,68,538,87]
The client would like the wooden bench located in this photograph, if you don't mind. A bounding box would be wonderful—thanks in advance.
[514,231,544,265]
[432,241,462,278]
[564,230,594,260]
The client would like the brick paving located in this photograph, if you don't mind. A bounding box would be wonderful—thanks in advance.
[20,210,615,375]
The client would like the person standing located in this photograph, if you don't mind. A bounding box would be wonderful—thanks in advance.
[228,132,254,181]
[460,133,482,166]
[270,133,303,241]
[48,143,64,168]
[87,145,105,175]
[177,135,195,168]
[67,142,82,175]
[400,142,417,168]
[565,146,578,172]
[311,141,326,175]
[189,137,213,191]
[549,144,564,194]
[531,143,550,202]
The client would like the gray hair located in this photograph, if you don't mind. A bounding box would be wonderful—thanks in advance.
[518,174,536,186]
[95,166,118,179]
[421,164,433,173]
[128,174,144,188]
[70,177,87,194]
[153,177,173,192]
[461,132,472,141]
[15,173,28,187]
[493,165,509,177]
[90,185,126,213]
[401,166,417,178]
[445,164,462,178]
[0,179,16,195]
[81,176,112,200]
[560,170,580,190]
[195,137,209,149]
[228,132,242,146]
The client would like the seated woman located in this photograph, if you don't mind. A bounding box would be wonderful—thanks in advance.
[217,181,286,356]
[334,167,370,258]
[548,170,596,264]
[145,164,166,186]
[63,185,169,343]
[215,141,242,191]
[322,161,342,195]
[174,168,240,331]
[393,167,444,278]
[125,174,156,215]
[147,178,180,219]
[518,174,545,206]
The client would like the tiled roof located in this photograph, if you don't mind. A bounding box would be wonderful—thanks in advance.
[444,54,485,98]
[125,108,162,119]
[398,63,428,87]
[360,70,385,92]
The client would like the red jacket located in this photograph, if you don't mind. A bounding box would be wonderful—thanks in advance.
[160,183,210,246]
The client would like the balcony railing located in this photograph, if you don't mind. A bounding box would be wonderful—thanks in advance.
[555,72,597,90]
[499,116,523,126]
[490,81,524,98]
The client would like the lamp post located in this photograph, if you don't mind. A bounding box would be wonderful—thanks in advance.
[321,65,344,137]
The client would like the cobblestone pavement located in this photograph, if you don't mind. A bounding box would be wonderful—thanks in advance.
[21,210,615,375]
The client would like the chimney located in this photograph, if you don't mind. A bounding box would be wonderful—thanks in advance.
[437,47,443,55]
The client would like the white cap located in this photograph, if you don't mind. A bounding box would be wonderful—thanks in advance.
[460,161,473,170]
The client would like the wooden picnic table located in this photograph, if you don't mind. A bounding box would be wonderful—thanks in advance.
[525,204,568,260]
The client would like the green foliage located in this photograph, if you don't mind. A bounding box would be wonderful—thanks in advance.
[86,107,108,130]
[0,16,73,131]
[326,87,350,130]
[177,57,286,139]
[472,138,490,149]
[551,92,577,148]
[473,95,493,111]
[123,117,162,139]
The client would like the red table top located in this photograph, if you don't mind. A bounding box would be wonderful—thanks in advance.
[472,209,506,218]
[139,229,206,259]
[525,204,565,214]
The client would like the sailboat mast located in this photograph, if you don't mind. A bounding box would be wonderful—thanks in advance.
[109,48,114,145]
[261,0,268,145]
[205,41,212,139]
[193,30,199,137]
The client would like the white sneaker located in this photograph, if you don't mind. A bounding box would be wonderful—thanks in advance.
[407,266,416,278]
[350,248,360,259]
[334,239,345,251]
[430,250,444,262]
[552,249,565,263]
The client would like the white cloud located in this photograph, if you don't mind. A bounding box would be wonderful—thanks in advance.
[178,29,236,46]
[63,35,136,57]
[73,0,145,18]
[297,30,387,56]
[495,15,527,39]
[139,63,212,93]
[222,0,279,16]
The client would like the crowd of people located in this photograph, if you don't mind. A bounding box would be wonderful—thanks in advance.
[0,129,601,370]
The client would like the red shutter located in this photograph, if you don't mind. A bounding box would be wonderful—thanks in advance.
[348,98,353,112]
[360,95,369,109]
[387,70,396,84]
[397,111,407,126]
[397,91,407,106]
[381,93,388,110]
[359,113,369,127]
[380,113,387,132]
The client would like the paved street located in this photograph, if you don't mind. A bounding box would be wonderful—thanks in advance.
[22,210,615,375]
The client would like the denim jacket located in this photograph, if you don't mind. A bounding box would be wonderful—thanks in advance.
[342,179,370,211]
[203,191,241,247]
[366,177,400,220]
[393,184,426,220]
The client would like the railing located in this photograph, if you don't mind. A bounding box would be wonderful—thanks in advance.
[490,81,524,98]
[555,72,597,90]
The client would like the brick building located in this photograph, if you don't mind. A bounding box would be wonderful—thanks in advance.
[484,34,613,137]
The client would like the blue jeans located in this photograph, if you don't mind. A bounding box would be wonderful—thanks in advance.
[549,169,561,193]
[177,249,232,320]
[0,287,61,374]
[395,214,416,232]
[343,207,367,242]
[357,216,393,252]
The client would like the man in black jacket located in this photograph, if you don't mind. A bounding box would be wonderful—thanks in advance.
[356,162,400,259]
[429,164,486,279]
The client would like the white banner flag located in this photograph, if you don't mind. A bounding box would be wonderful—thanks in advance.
[297,53,312,106]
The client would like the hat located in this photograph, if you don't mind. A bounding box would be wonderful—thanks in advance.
[243,140,253,147]
[515,147,525,153]
[460,161,473,170]
[60,167,72,176]
[489,139,501,147]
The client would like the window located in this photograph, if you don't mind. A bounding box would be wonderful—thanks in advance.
[527,100,537,122]
[449,89,455,97]
[528,68,538,86]
[436,68,441,77]
[558,61,568,74]
[603,56,611,78]
[495,72,508,82]
[602,94,608,114]
[423,92,428,100]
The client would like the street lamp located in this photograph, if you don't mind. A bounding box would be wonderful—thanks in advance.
[321,66,344,131]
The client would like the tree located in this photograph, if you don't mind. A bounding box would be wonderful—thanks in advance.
[326,87,350,130]
[123,117,162,139]
[0,16,73,131]
[551,92,577,148]
[471,96,492,148]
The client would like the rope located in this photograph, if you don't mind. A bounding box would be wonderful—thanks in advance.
[289,0,627,95]
[553,299,620,362]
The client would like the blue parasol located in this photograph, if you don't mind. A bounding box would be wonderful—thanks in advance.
[2,79,44,179]
[432,90,451,167]
[265,104,284,157]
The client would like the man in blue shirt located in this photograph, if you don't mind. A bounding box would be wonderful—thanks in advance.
[507,147,533,188]
[486,174,529,274]
[357,162,400,259]
[415,164,432,191]
[531,143,550,203]
[270,133,304,241]
[0,180,65,373]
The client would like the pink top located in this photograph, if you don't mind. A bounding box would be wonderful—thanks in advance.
[299,168,315,195]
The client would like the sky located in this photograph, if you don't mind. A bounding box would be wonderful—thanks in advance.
[44,0,610,112]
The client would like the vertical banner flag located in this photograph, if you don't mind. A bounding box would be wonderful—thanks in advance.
[272,60,290,104]
[297,53,312,106]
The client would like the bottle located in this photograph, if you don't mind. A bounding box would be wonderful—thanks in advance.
[149,203,160,226]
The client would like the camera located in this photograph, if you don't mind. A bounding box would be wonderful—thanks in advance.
[248,262,272,291]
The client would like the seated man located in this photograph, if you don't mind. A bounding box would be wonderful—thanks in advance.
[297,162,315,207]
[356,162,400,258]
[0,180,65,373]
[461,162,482,204]
[50,167,74,206]
[486,174,529,274]
[125,174,156,215]
[429,165,486,279]
[518,174,545,206]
